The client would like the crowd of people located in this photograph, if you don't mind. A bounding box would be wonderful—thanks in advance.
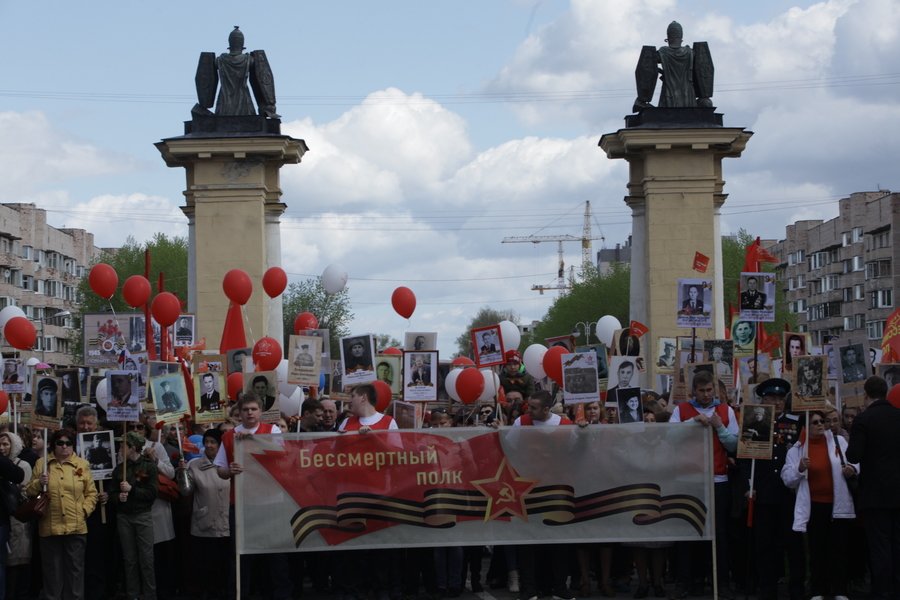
[0,346,896,600]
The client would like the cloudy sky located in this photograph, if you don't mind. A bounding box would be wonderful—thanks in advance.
[2,0,898,356]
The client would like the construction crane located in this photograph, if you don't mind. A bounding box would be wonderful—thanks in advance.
[502,201,605,295]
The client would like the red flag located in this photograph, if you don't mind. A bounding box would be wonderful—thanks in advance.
[882,308,900,362]
[742,237,778,273]
[629,320,649,338]
[219,302,247,354]
[692,252,710,273]
[725,302,738,339]
[757,325,780,354]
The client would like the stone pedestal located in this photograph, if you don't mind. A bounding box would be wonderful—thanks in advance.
[156,128,307,349]
[599,122,751,384]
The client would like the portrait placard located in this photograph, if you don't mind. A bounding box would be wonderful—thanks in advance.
[79,430,116,480]
[32,375,62,428]
[2,356,25,393]
[150,372,189,419]
[472,326,504,367]
[782,332,811,373]
[288,335,323,386]
[405,332,437,352]
[298,329,331,375]
[615,387,643,423]
[244,371,280,423]
[739,272,775,322]
[612,329,642,357]
[738,404,774,460]
[562,352,599,405]
[106,371,141,422]
[227,347,252,376]
[877,363,900,388]
[676,278,712,329]
[375,354,402,396]
[731,321,756,355]
[340,335,377,388]
[656,338,676,373]
[174,314,196,347]
[194,371,226,423]
[703,340,734,389]
[403,351,438,402]
[607,356,643,398]
[792,355,827,411]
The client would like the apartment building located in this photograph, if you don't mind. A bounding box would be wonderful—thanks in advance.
[0,203,103,364]
[771,191,897,347]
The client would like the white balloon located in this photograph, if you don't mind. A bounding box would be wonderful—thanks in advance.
[322,264,349,294]
[477,368,500,403]
[279,385,304,416]
[0,306,26,330]
[445,368,462,402]
[523,344,548,379]
[94,377,109,410]
[25,357,40,367]
[275,359,289,384]
[596,315,622,347]
[498,320,521,352]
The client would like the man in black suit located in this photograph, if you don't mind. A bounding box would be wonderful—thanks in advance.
[847,376,900,600]
[681,285,704,315]
[409,355,432,386]
[479,332,497,355]
[740,276,767,310]
[198,372,221,412]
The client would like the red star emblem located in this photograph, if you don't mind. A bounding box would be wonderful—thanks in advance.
[471,458,537,522]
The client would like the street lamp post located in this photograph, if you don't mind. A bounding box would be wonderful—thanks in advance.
[572,320,597,344]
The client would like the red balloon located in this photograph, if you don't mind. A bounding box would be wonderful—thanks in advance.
[89,263,118,300]
[227,372,244,400]
[122,275,151,308]
[451,356,475,367]
[382,347,402,355]
[0,391,9,414]
[373,380,392,412]
[293,312,319,334]
[455,368,485,405]
[151,292,181,327]
[253,336,283,372]
[223,269,253,305]
[262,267,288,299]
[542,345,568,384]
[4,317,36,350]
[889,384,900,409]
[391,286,416,319]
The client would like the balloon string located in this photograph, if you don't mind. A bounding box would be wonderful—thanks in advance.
[107,300,125,358]
[242,305,256,349]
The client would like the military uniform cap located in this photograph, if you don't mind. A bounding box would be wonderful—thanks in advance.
[755,377,790,398]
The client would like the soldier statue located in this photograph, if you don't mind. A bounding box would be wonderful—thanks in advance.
[633,21,714,113]
[193,26,279,119]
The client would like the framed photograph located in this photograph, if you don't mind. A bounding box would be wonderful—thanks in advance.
[194,371,226,423]
[877,363,900,388]
[2,356,25,393]
[615,387,643,423]
[340,334,377,388]
[869,347,882,372]
[149,372,189,418]
[405,332,437,352]
[793,355,827,411]
[472,326,504,367]
[32,376,61,427]
[193,353,227,375]
[298,328,331,375]
[656,338,676,373]
[245,371,280,422]
[174,314,195,347]
[403,351,438,402]
[607,356,643,398]
[375,354,402,396]
[121,352,149,400]
[731,320,756,355]
[612,328,642,357]
[838,342,868,384]
[106,371,141,422]
[562,352,600,405]
[739,272,775,322]
[79,430,116,480]
[393,400,417,429]
[704,340,734,388]
[288,335,323,386]
[227,347,252,376]
[676,278,712,329]
[782,332,811,373]
[84,312,164,368]
[738,404,775,460]
[738,354,771,385]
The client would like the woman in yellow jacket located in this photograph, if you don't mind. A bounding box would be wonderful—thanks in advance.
[26,428,98,600]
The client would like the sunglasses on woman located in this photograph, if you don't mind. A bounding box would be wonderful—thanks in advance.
[55,440,73,447]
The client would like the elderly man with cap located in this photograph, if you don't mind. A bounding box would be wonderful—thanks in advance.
[499,350,534,399]
[737,378,806,600]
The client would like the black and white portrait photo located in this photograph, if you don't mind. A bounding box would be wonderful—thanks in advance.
[839,343,868,384]
[79,430,115,480]
[405,332,437,352]
[676,278,712,329]
[616,388,643,423]
[175,314,195,346]
[340,334,377,387]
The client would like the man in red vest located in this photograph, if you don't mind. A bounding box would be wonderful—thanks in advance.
[214,393,290,600]
[670,370,738,598]
[338,383,398,432]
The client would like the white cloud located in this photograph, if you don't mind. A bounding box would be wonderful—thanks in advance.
[61,193,185,247]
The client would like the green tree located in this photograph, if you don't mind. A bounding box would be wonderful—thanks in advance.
[455,307,520,358]
[532,263,630,345]
[282,278,353,357]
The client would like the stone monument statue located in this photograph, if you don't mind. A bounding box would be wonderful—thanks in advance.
[633,21,714,113]
[193,26,279,119]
